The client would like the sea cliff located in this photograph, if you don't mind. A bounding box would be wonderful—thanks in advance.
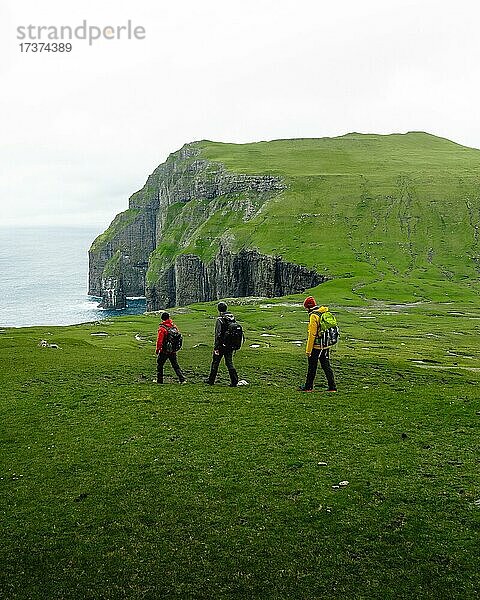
[89,142,323,310]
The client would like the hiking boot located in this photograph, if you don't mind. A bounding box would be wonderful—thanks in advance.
[180,380,187,384]
[298,385,313,392]
[204,379,214,385]
[326,388,337,392]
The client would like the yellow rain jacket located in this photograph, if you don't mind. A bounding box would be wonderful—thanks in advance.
[306,306,329,355]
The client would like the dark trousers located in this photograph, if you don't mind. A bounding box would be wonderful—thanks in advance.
[208,349,239,386]
[157,352,185,383]
[305,347,336,391]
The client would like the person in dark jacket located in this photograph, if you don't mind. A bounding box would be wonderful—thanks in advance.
[205,302,239,387]
[155,312,186,384]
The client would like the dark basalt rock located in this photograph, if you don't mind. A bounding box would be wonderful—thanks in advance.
[98,275,127,310]
[88,210,156,298]
[146,247,325,311]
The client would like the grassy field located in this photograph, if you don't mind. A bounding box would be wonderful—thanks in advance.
[1,287,479,599]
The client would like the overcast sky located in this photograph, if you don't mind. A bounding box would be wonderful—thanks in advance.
[1,0,480,229]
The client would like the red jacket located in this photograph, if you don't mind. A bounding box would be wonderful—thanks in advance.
[156,319,178,354]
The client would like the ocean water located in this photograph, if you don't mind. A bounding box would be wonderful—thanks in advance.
[0,227,146,328]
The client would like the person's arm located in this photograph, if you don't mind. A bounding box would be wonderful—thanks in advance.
[214,317,223,352]
[305,313,318,356]
[156,327,165,354]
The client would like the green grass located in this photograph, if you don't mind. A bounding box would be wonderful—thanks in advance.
[5,132,480,597]
[1,295,479,599]
[200,132,480,175]
[102,250,122,278]
[90,209,140,253]
[197,133,480,302]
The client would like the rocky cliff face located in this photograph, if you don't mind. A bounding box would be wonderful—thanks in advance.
[89,142,324,310]
[88,209,155,298]
[146,247,325,310]
[99,275,127,310]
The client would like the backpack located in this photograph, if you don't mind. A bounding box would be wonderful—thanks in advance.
[161,324,183,353]
[313,310,339,348]
[222,315,244,350]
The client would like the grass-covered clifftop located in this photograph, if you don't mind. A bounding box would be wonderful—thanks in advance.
[90,132,480,306]
[1,295,479,599]
[196,132,480,303]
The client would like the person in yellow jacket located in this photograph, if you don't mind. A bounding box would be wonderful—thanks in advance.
[299,296,337,392]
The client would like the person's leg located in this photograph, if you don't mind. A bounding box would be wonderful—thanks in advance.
[156,353,168,383]
[305,348,321,390]
[319,348,336,390]
[169,353,186,382]
[207,351,222,384]
[224,350,239,387]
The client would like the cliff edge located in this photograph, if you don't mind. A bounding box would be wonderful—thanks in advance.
[89,142,324,310]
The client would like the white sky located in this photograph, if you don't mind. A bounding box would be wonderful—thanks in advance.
[1,0,480,229]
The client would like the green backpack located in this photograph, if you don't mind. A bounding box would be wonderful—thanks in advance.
[313,310,339,348]
[319,311,337,331]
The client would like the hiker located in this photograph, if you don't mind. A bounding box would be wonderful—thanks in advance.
[299,296,337,392]
[205,302,241,387]
[155,312,186,384]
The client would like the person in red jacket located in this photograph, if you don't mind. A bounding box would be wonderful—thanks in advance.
[155,312,186,384]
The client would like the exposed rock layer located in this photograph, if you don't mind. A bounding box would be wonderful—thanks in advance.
[99,276,127,310]
[147,248,326,310]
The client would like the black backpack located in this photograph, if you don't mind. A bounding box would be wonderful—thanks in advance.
[162,324,183,353]
[222,316,244,350]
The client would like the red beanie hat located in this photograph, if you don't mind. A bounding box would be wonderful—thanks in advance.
[303,296,316,309]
